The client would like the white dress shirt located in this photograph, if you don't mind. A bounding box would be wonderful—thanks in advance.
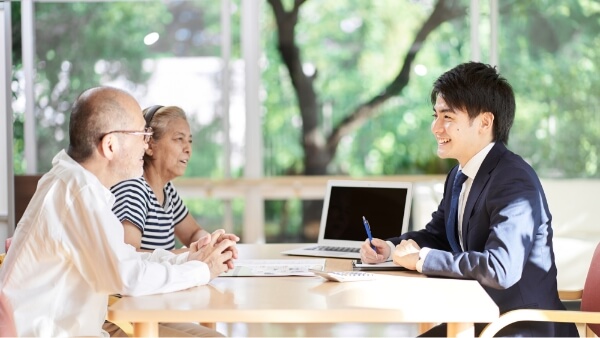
[0,150,210,337]
[387,142,496,272]
[414,142,495,271]
[456,142,495,250]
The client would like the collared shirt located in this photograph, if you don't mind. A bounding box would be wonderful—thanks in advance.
[457,142,495,250]
[0,150,209,337]
[394,142,496,272]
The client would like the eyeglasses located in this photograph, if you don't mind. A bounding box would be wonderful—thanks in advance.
[101,127,154,143]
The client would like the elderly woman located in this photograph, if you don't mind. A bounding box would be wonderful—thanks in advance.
[107,105,239,337]
[111,105,239,253]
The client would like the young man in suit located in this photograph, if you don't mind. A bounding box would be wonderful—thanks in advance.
[360,62,578,337]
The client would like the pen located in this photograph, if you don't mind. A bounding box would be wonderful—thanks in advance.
[362,216,375,250]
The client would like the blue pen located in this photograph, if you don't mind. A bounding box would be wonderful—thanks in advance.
[362,216,375,250]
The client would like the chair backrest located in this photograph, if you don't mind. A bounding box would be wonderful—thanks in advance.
[14,175,43,224]
[581,241,600,336]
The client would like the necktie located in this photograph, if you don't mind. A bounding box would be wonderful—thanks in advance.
[447,170,468,252]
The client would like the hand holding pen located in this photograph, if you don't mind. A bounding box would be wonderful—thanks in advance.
[360,217,391,263]
[362,216,375,250]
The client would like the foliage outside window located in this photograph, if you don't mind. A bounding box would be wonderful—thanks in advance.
[10,0,600,242]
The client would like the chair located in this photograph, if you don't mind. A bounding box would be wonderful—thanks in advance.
[14,175,43,224]
[480,242,600,338]
[0,237,10,266]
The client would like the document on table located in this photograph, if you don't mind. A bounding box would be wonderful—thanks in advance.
[220,259,326,277]
[352,259,407,271]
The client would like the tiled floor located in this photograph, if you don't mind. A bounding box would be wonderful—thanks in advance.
[217,322,590,337]
[214,301,588,337]
[217,323,418,337]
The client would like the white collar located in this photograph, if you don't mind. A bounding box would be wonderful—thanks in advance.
[459,142,495,179]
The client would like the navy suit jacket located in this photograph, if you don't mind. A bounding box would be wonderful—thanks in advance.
[391,142,577,337]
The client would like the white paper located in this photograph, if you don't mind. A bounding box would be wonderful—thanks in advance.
[220,259,326,277]
[352,260,407,270]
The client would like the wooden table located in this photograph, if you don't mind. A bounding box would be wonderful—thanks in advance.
[108,244,498,337]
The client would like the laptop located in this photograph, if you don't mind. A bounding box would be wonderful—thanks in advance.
[282,180,412,259]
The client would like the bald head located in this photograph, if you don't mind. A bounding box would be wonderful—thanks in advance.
[67,86,141,162]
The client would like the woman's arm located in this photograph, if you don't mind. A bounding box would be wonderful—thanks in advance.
[174,214,240,266]
[122,219,191,254]
[122,220,146,251]
[173,213,210,248]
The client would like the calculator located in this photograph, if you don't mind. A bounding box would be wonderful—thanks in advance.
[309,269,376,282]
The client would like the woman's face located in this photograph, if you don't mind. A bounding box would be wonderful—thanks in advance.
[148,117,192,180]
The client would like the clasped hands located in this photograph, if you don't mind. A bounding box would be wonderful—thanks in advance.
[188,229,240,279]
[359,238,421,271]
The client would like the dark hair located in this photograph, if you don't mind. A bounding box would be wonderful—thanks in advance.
[430,62,515,144]
[67,87,129,162]
[143,105,163,128]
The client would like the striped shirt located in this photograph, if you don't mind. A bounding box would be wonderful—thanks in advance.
[111,177,188,250]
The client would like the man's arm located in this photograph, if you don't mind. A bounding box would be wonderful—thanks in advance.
[66,185,209,297]
[419,170,543,290]
[390,171,454,250]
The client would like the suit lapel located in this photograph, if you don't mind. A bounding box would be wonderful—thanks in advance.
[461,142,508,250]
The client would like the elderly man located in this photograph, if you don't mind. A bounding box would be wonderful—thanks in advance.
[0,87,237,337]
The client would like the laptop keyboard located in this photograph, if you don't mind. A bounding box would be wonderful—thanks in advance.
[307,246,360,253]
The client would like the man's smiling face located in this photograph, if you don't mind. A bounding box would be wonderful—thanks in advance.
[431,95,493,167]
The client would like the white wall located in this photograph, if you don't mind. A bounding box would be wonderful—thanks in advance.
[0,1,15,253]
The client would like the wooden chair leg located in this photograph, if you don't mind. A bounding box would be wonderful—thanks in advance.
[586,324,597,338]
[200,322,217,330]
[418,322,436,335]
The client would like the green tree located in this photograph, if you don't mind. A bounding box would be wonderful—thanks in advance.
[12,2,169,173]
[262,0,600,240]
[11,1,241,235]
[266,0,465,176]
[498,0,600,178]
[264,0,467,238]
[13,1,239,177]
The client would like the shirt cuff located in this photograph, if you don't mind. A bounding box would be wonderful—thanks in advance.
[416,247,431,273]
[385,241,396,260]
[188,261,211,285]
[175,251,190,265]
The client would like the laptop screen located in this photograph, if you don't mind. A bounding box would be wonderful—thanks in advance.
[323,184,410,241]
